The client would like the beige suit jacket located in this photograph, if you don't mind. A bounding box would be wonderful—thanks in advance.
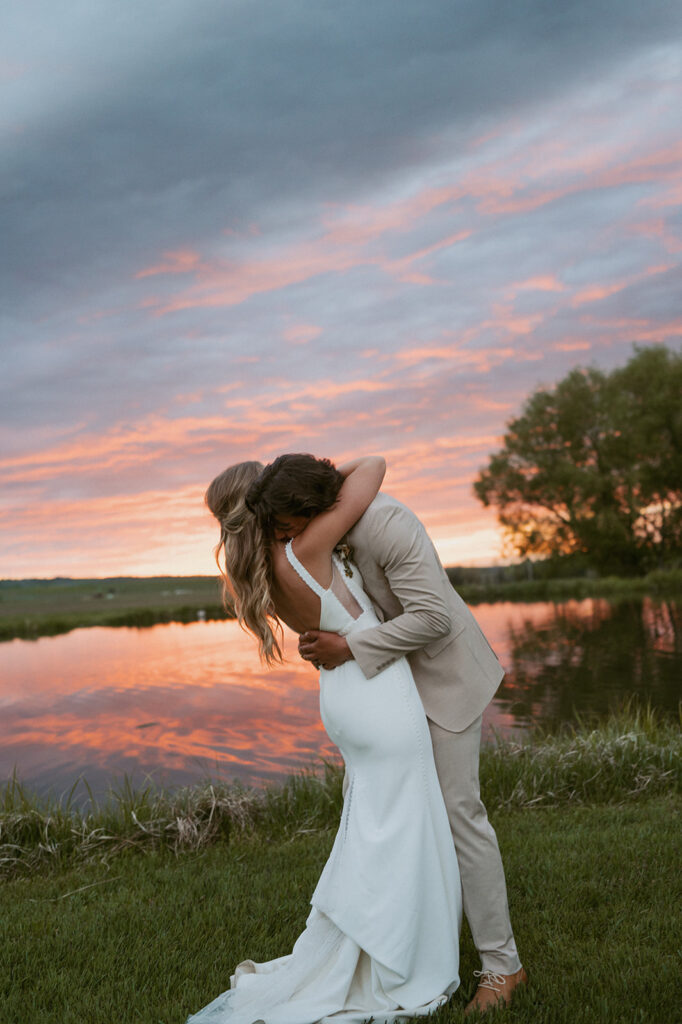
[345,493,504,733]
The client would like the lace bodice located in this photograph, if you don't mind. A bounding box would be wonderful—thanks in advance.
[284,540,379,635]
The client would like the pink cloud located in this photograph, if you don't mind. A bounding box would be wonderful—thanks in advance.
[553,340,591,352]
[626,217,682,254]
[319,187,466,248]
[136,249,202,278]
[509,275,565,294]
[468,395,516,412]
[458,131,682,219]
[134,114,681,321]
[584,316,682,343]
[382,230,473,285]
[143,240,366,315]
[137,202,471,316]
[0,409,310,485]
[283,323,323,345]
[641,180,682,210]
[391,340,520,374]
[489,303,546,337]
[571,262,675,307]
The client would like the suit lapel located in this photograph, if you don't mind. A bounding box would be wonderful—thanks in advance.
[348,544,400,623]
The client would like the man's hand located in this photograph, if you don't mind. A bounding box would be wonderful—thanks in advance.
[298,630,354,671]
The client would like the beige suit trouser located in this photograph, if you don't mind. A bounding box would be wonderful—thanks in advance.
[428,714,522,975]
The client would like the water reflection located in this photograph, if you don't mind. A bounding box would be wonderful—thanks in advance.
[495,598,681,729]
[1,598,679,806]
[1,622,335,801]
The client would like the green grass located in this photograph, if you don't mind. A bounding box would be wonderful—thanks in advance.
[1,709,680,1023]
[2,796,679,1023]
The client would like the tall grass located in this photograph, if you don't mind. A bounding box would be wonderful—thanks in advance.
[0,764,345,879]
[1,705,678,880]
[481,701,681,807]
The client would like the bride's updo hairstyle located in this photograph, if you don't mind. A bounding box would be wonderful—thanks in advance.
[204,460,283,665]
[245,454,344,536]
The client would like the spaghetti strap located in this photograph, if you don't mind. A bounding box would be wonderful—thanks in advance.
[284,539,328,599]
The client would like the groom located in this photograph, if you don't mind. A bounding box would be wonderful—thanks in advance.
[268,465,527,1015]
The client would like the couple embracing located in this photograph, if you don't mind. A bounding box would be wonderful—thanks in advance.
[187,454,527,1024]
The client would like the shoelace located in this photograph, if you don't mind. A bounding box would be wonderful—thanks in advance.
[473,970,506,992]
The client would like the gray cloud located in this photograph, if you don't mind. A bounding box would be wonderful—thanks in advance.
[3,0,681,313]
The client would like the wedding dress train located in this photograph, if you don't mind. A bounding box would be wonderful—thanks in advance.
[186,544,462,1024]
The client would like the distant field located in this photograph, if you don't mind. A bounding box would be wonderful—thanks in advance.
[1,567,680,642]
[0,576,232,640]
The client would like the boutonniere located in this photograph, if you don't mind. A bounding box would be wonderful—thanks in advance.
[335,542,354,578]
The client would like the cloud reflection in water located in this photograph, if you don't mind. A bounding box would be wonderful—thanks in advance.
[2,597,679,804]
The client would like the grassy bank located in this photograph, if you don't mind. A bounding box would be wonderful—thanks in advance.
[2,706,679,880]
[2,710,680,1022]
[2,567,681,643]
[449,565,682,605]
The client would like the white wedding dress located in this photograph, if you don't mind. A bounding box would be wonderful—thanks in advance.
[186,544,462,1024]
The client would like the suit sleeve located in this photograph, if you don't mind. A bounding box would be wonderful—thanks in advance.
[346,503,452,678]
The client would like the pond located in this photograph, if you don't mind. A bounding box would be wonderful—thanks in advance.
[1,597,679,808]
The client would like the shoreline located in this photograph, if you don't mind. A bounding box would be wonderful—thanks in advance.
[2,705,679,880]
[1,567,680,642]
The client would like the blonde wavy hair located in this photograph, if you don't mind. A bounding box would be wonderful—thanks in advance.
[204,461,283,665]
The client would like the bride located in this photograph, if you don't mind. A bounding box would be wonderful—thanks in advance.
[188,454,462,1024]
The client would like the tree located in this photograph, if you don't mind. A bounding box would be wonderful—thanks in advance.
[473,346,682,574]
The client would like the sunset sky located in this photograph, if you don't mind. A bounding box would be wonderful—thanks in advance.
[2,1,681,579]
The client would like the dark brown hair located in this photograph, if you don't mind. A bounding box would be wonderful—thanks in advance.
[245,454,344,534]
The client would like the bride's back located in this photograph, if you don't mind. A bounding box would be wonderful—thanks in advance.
[269,541,325,633]
[270,540,367,636]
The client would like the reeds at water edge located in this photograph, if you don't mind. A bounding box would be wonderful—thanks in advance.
[1,701,679,880]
